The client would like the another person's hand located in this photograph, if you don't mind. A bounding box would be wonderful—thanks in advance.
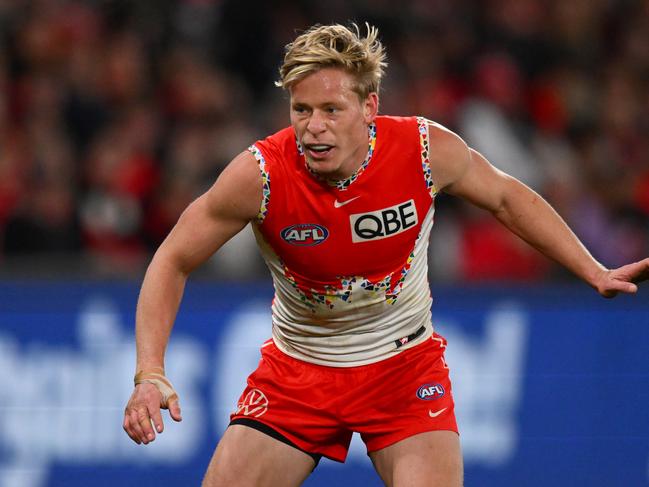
[595,258,649,298]
[123,370,182,444]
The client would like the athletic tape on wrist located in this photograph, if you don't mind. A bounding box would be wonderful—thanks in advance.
[134,370,178,408]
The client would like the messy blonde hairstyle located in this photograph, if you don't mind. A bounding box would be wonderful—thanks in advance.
[276,23,387,100]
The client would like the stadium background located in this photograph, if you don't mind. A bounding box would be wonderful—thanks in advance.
[0,1,648,486]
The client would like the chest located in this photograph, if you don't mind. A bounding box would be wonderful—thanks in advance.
[259,152,432,282]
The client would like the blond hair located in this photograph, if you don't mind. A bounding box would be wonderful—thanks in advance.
[276,23,387,100]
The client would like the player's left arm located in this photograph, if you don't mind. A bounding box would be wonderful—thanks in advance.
[427,122,649,298]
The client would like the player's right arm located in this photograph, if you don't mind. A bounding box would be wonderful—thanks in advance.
[123,150,262,445]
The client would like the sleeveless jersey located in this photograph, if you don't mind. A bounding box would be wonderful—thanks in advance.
[248,115,438,366]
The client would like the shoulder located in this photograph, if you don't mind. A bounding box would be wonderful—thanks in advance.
[427,120,468,155]
[204,150,263,223]
[425,120,472,192]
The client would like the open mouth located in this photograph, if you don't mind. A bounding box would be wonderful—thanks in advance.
[305,144,334,159]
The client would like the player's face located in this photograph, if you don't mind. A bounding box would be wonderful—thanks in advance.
[289,68,378,181]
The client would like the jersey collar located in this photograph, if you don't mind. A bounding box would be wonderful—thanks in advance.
[296,122,377,191]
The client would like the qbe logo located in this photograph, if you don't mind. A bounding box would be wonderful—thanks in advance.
[281,223,329,246]
[416,383,445,400]
[350,199,418,243]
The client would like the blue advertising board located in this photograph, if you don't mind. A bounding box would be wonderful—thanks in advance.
[0,281,647,486]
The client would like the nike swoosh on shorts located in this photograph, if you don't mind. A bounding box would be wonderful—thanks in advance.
[428,407,447,418]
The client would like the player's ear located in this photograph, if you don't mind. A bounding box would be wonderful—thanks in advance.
[363,92,379,123]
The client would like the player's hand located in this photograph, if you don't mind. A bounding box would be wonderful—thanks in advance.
[595,257,649,298]
[123,373,182,445]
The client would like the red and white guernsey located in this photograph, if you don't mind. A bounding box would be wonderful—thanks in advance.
[248,115,439,366]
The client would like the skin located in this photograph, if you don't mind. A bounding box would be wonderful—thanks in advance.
[289,68,378,180]
[123,67,649,486]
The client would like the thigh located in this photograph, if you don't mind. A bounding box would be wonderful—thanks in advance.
[369,430,463,487]
[202,424,316,487]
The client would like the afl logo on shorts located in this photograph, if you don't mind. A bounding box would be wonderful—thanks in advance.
[416,383,445,401]
[350,200,418,243]
[281,223,329,246]
[236,388,269,417]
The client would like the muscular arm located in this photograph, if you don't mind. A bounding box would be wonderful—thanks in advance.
[124,150,262,444]
[136,150,262,372]
[428,123,649,296]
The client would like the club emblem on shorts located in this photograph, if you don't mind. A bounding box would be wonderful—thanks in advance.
[416,383,445,401]
[236,388,269,417]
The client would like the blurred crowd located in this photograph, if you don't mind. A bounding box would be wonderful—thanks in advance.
[0,0,648,281]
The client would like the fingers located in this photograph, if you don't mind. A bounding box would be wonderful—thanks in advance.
[167,395,183,423]
[600,280,638,298]
[619,259,649,283]
[597,259,649,298]
[124,407,149,444]
[124,370,184,444]
[623,282,639,294]
[123,382,183,444]
[123,384,164,444]
[148,402,165,434]
[124,407,156,444]
[630,258,649,283]
[123,412,141,445]
[138,406,157,442]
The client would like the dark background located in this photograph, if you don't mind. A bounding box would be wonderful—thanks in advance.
[1,0,648,282]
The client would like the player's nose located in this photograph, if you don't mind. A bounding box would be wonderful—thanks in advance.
[306,110,327,134]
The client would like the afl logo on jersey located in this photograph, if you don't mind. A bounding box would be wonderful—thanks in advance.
[416,383,445,400]
[350,199,418,243]
[281,223,329,246]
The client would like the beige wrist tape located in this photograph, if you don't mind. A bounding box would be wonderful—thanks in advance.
[134,370,178,408]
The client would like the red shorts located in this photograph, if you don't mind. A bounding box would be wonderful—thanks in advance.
[229,333,458,463]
